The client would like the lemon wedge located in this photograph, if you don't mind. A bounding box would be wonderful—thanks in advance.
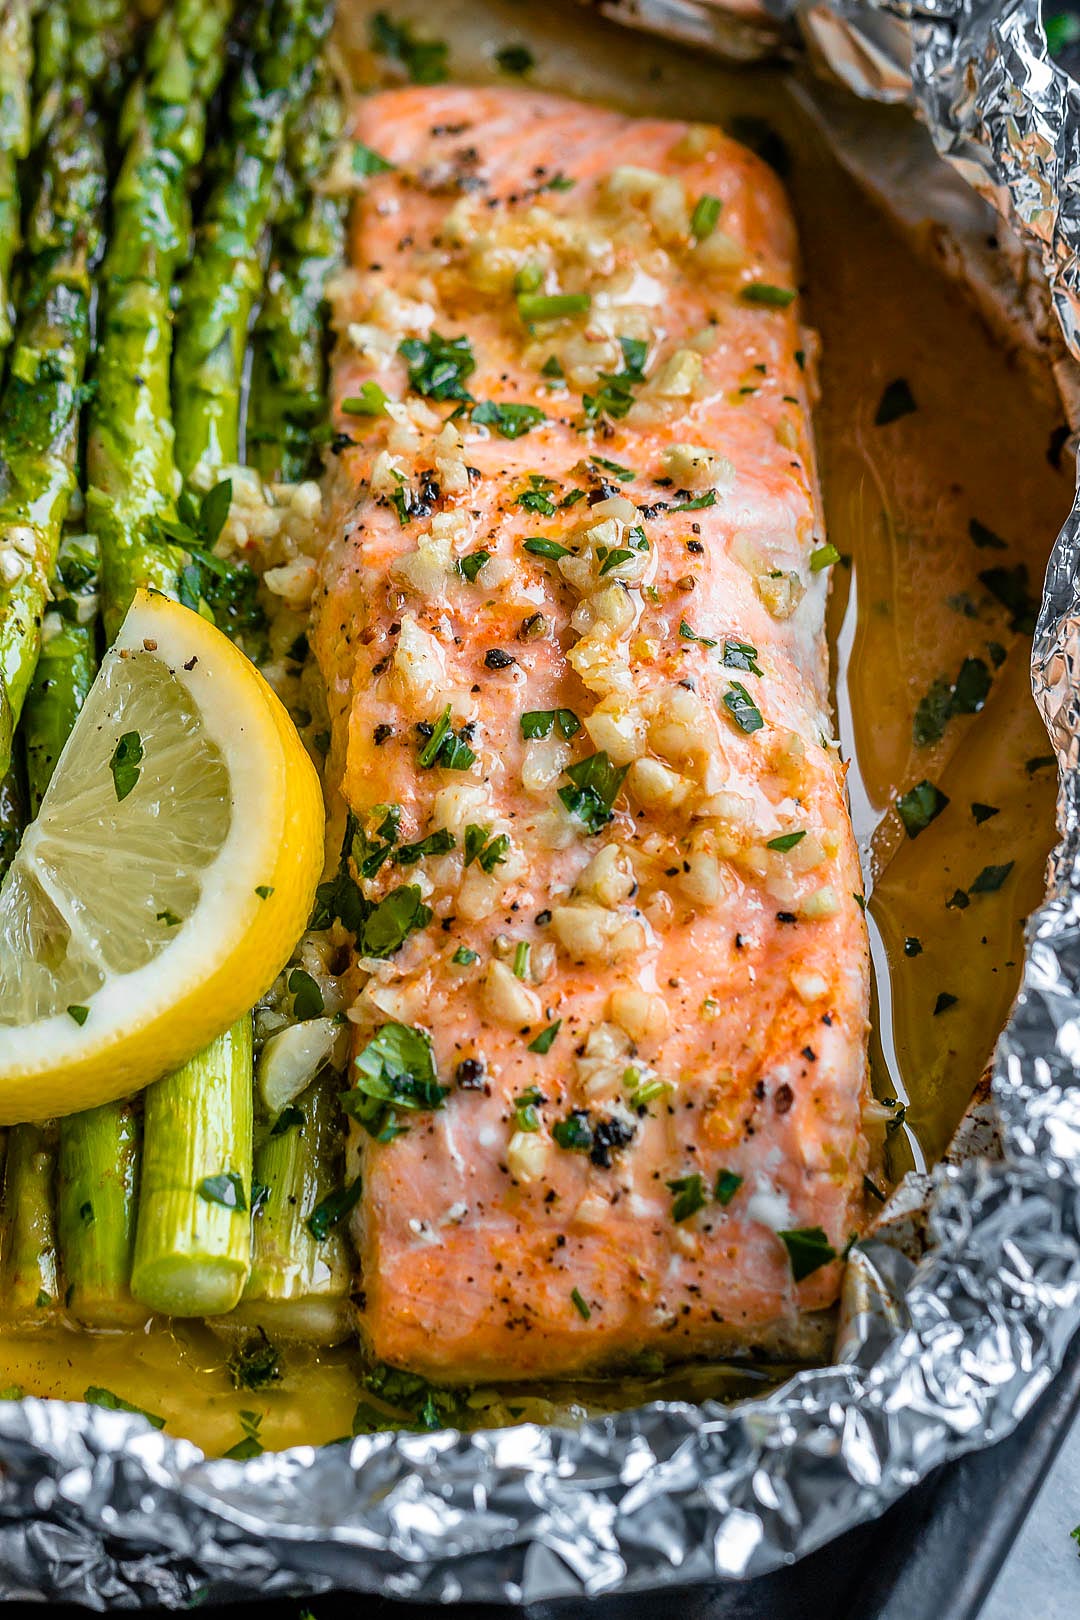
[0,590,324,1123]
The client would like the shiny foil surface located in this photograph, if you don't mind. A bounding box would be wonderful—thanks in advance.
[5,0,1080,1604]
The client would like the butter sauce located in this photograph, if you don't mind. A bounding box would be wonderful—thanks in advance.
[0,0,1069,1451]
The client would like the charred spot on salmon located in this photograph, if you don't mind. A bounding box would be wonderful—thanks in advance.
[455,1057,486,1089]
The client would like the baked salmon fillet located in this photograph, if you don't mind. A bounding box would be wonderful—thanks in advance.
[313,85,873,1382]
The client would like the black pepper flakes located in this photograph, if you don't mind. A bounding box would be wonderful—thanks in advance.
[484,648,515,669]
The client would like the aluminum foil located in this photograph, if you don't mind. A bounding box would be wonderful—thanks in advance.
[5,0,1080,1604]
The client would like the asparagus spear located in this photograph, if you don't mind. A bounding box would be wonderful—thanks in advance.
[171,0,334,483]
[231,1075,352,1344]
[131,1016,254,1316]
[0,0,32,360]
[246,65,345,484]
[0,755,26,883]
[0,1122,60,1324]
[22,532,98,813]
[57,1100,146,1326]
[0,90,106,779]
[90,0,235,638]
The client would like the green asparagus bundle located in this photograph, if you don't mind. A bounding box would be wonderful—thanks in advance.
[90,0,235,637]
[0,89,106,786]
[171,0,334,483]
[246,64,346,484]
[0,0,33,359]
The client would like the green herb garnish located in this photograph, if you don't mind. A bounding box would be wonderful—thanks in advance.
[418,706,476,770]
[690,194,722,240]
[895,780,948,838]
[396,829,456,866]
[558,751,628,833]
[370,11,448,83]
[521,708,580,740]
[714,1169,743,1206]
[740,283,795,308]
[522,536,569,560]
[341,381,389,416]
[84,1387,165,1429]
[767,831,806,852]
[472,400,547,438]
[197,1173,247,1212]
[346,1022,447,1142]
[809,543,840,572]
[458,549,491,583]
[874,378,917,425]
[288,968,324,1020]
[517,290,591,322]
[451,946,478,966]
[778,1225,836,1281]
[398,332,475,401]
[570,1287,591,1320]
[495,42,534,73]
[969,861,1014,894]
[307,1177,364,1241]
[679,619,717,647]
[352,142,395,177]
[109,730,143,801]
[723,682,763,734]
[527,1020,561,1055]
[67,1004,89,1025]
[667,1173,706,1223]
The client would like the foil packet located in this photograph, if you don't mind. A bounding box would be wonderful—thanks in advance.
[5,0,1080,1604]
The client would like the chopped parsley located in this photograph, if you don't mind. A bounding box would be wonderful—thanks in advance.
[582,338,648,422]
[723,638,762,676]
[723,682,763,733]
[690,193,722,240]
[969,861,1014,894]
[270,1104,304,1137]
[156,909,181,927]
[914,656,992,746]
[591,452,637,483]
[523,535,570,560]
[558,751,628,833]
[228,1329,281,1392]
[778,1225,836,1281]
[451,946,478,966]
[541,354,564,379]
[109,730,143,801]
[553,1110,592,1151]
[254,884,274,899]
[464,823,509,872]
[288,968,324,1020]
[223,1409,264,1461]
[471,400,546,438]
[670,489,717,513]
[516,474,558,516]
[359,885,432,957]
[971,802,1000,824]
[740,283,795,308]
[874,378,917,425]
[396,829,456,866]
[197,1173,246,1212]
[352,142,394,177]
[341,381,388,415]
[370,12,448,83]
[570,1287,591,1321]
[513,1086,543,1131]
[969,518,1008,551]
[809,543,840,572]
[895,779,949,838]
[679,619,717,647]
[667,1173,706,1222]
[979,563,1038,634]
[517,290,591,322]
[417,706,477,770]
[494,42,534,74]
[84,1387,165,1430]
[67,1004,89,1025]
[933,991,958,1015]
[714,1169,743,1206]
[527,1020,561,1055]
[521,708,580,740]
[767,830,806,852]
[398,332,475,401]
[346,1022,447,1141]
[458,549,491,583]
[598,547,635,576]
[306,1176,364,1241]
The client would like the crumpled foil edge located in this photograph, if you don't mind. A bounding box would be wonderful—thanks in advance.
[5,0,1080,1604]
